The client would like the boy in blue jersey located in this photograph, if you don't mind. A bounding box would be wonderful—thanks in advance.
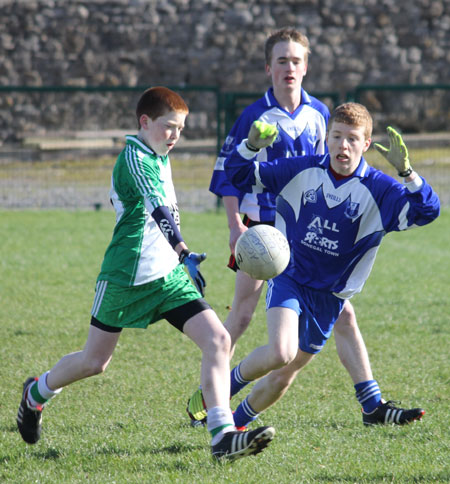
[209,29,330,359]
[221,102,439,428]
[16,87,274,461]
[188,28,407,427]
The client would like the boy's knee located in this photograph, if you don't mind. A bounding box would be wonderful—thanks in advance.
[210,328,231,354]
[267,370,293,394]
[335,303,357,332]
[83,356,111,377]
[268,347,297,369]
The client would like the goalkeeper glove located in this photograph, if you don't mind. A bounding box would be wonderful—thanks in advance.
[246,120,279,151]
[374,126,413,177]
[179,250,207,296]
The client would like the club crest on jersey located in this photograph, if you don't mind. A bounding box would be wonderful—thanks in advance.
[345,201,360,219]
[304,189,317,204]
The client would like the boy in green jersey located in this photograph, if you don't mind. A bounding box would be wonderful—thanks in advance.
[17,87,274,461]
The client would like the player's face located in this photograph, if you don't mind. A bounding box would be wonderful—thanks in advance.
[139,110,186,155]
[266,41,308,94]
[326,122,371,176]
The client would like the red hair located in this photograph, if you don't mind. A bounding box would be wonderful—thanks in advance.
[136,86,189,127]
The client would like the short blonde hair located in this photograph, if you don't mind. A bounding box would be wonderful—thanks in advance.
[329,102,373,140]
[265,27,310,65]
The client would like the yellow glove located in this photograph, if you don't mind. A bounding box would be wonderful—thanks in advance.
[374,126,412,177]
[246,120,279,151]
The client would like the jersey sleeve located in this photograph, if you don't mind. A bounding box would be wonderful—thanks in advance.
[141,162,167,211]
[372,173,440,232]
[120,148,168,212]
[224,141,308,197]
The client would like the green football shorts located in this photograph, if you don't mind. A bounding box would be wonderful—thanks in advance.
[91,265,201,329]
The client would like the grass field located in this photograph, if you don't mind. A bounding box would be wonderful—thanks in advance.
[0,209,449,483]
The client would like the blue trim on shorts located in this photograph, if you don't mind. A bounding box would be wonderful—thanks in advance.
[266,273,345,354]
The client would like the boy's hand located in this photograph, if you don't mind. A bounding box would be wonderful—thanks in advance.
[374,126,412,177]
[179,250,207,296]
[246,120,279,151]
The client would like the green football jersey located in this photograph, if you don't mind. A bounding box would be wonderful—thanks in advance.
[98,135,180,286]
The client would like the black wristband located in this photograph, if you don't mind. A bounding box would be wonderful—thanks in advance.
[398,167,413,177]
[179,249,190,263]
[245,141,260,152]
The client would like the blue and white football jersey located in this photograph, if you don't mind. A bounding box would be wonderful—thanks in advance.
[210,87,329,222]
[224,145,440,299]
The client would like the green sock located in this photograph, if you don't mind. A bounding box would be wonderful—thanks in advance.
[29,380,47,406]
[210,423,234,438]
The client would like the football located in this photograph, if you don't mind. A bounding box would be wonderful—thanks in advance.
[235,224,290,280]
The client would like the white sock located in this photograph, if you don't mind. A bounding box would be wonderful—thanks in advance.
[39,371,62,399]
[207,406,235,446]
[27,371,62,408]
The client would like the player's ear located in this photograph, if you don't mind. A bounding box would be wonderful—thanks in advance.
[139,114,149,129]
[265,64,271,77]
[363,137,371,153]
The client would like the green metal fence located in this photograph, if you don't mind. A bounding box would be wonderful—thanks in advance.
[347,83,450,102]
[0,84,448,209]
[1,83,448,153]
[0,84,223,153]
[346,83,450,134]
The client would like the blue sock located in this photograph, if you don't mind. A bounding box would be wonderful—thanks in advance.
[355,380,382,413]
[230,363,250,398]
[233,397,259,428]
[230,363,252,397]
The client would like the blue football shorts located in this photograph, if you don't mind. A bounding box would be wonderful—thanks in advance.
[266,273,345,354]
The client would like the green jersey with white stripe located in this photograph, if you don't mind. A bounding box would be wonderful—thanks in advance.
[98,135,180,286]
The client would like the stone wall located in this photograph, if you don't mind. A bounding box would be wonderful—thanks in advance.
[0,0,449,140]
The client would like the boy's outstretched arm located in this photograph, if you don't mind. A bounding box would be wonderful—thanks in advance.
[374,128,440,229]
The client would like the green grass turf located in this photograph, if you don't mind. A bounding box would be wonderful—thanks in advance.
[0,209,448,483]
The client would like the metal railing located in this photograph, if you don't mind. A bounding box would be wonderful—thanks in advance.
[0,84,224,153]
[347,83,450,102]
[0,83,448,156]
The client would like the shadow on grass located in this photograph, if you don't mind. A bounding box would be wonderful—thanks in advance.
[0,446,61,463]
[13,329,37,337]
[91,441,206,472]
[93,441,204,457]
[144,442,205,455]
[32,447,61,460]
